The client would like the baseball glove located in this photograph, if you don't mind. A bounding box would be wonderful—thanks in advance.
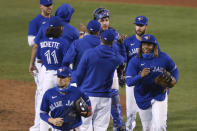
[117,34,127,44]
[155,69,173,88]
[75,97,90,117]
[117,64,126,87]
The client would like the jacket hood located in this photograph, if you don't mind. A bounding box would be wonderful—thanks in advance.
[84,35,100,47]
[95,44,117,58]
[55,4,74,23]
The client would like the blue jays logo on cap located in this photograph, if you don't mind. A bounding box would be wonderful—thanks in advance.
[144,35,150,40]
[40,0,53,6]
[141,34,157,45]
[134,16,148,26]
[57,67,72,77]
[138,17,143,21]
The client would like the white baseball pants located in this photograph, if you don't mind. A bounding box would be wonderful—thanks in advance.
[29,60,42,131]
[39,66,58,131]
[81,97,111,131]
[126,85,139,131]
[139,94,168,131]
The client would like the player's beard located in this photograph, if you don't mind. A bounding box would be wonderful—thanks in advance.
[43,8,52,17]
[135,29,145,37]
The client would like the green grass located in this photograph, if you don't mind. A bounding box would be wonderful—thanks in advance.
[0,0,197,130]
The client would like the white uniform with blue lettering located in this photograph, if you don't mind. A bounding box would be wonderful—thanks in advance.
[124,35,140,130]
[35,36,70,130]
[28,14,50,131]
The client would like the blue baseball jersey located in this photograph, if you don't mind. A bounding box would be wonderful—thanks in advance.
[124,35,141,62]
[104,27,127,61]
[40,85,91,130]
[62,35,100,70]
[34,17,79,46]
[72,44,124,98]
[125,43,179,110]
[28,14,50,36]
[36,37,70,70]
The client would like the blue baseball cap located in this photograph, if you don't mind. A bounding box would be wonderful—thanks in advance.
[141,34,157,45]
[134,16,148,25]
[40,0,53,6]
[57,67,72,78]
[87,20,101,32]
[48,16,63,27]
[101,29,116,42]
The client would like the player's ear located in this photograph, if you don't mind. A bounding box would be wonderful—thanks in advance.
[60,26,64,31]
[68,77,72,81]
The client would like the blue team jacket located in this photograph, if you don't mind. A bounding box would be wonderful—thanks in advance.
[72,44,124,97]
[40,85,91,130]
[126,42,179,110]
[62,35,100,70]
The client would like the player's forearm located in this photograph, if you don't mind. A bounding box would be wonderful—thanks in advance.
[171,68,179,82]
[40,112,50,124]
[29,44,38,66]
[125,74,141,86]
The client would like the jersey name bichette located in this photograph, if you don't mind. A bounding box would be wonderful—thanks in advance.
[40,41,60,49]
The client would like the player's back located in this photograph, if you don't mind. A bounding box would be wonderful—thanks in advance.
[73,35,100,70]
[39,37,69,70]
[74,44,124,97]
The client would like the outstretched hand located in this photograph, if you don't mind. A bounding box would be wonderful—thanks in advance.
[29,65,38,76]
[117,34,127,44]
[79,23,86,38]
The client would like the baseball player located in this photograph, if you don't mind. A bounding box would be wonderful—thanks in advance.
[126,34,179,131]
[124,16,148,131]
[93,8,126,131]
[28,0,53,130]
[29,16,70,131]
[62,19,101,70]
[72,29,125,131]
[35,3,80,47]
[40,66,92,131]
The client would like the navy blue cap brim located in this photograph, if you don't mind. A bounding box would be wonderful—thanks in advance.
[134,22,147,26]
